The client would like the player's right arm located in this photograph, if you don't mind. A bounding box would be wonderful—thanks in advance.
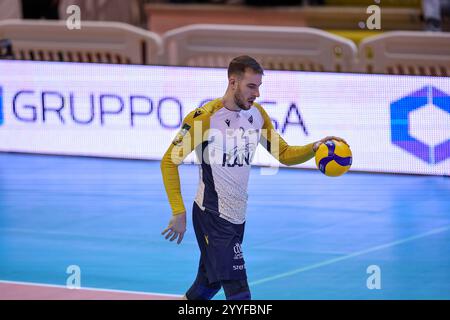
[160,108,209,244]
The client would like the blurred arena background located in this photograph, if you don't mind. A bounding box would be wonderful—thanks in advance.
[0,0,449,300]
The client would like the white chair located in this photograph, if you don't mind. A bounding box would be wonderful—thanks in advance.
[162,24,357,72]
[358,31,450,76]
[0,19,163,65]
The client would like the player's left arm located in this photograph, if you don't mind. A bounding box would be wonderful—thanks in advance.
[255,104,348,165]
[312,136,349,152]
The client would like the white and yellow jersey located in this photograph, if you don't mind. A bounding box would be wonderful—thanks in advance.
[161,98,315,224]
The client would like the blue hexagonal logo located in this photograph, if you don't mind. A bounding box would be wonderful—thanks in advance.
[390,85,450,164]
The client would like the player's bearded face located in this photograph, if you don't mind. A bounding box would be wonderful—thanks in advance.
[234,84,250,110]
[233,71,262,111]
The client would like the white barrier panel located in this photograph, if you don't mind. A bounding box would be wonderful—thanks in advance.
[0,60,449,176]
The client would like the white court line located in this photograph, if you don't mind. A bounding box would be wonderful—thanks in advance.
[248,224,450,287]
[0,279,182,298]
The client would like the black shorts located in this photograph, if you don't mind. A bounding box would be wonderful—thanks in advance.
[192,201,247,283]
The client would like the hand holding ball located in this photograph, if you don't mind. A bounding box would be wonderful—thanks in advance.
[314,139,352,177]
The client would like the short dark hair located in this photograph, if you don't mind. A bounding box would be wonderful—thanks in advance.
[227,55,264,78]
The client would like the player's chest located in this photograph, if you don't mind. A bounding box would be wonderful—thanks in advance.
[208,112,262,153]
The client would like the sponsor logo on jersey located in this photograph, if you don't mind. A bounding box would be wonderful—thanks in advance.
[172,123,191,146]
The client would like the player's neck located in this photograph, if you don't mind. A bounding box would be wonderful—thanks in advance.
[221,92,241,112]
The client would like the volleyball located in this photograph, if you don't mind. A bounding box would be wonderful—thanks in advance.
[315,140,352,177]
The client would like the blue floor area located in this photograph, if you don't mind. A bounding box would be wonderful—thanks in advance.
[0,153,449,299]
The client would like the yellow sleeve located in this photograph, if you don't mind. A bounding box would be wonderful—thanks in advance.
[255,104,315,166]
[160,108,210,215]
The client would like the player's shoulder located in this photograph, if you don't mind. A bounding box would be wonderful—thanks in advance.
[251,102,270,120]
[252,102,264,112]
[185,98,223,122]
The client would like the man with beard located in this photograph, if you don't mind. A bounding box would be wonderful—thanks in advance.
[160,55,348,300]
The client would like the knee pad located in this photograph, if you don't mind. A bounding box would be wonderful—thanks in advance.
[221,279,251,300]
